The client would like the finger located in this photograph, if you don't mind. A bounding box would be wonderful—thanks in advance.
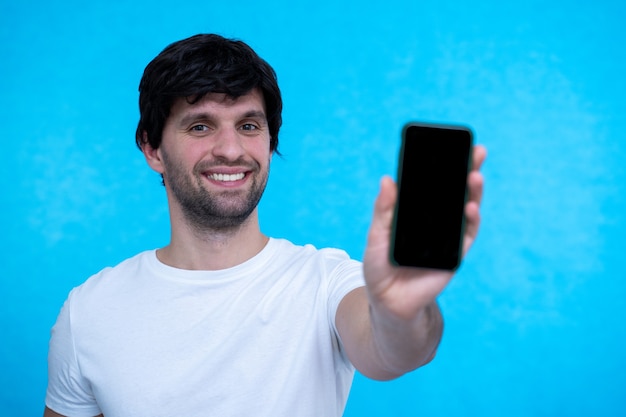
[465,200,481,236]
[472,145,487,171]
[367,176,397,246]
[463,145,485,255]
[372,175,396,230]
[463,201,481,255]
[376,176,397,214]
[467,171,484,206]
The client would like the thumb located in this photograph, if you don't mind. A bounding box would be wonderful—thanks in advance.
[367,176,397,249]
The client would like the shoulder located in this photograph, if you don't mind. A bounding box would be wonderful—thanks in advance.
[66,250,154,307]
[267,238,363,281]
[270,238,358,265]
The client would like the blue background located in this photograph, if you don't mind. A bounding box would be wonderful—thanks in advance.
[2,0,625,415]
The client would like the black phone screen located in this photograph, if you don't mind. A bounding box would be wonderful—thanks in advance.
[390,122,473,270]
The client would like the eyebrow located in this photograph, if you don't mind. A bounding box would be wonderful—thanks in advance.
[238,110,268,124]
[242,110,268,121]
[177,112,214,128]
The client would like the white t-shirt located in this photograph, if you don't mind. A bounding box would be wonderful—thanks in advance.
[46,238,366,417]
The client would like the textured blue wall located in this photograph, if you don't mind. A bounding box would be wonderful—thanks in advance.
[1,1,625,416]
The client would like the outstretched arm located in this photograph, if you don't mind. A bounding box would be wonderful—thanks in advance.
[336,145,486,380]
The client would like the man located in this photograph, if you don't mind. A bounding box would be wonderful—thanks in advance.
[45,34,486,417]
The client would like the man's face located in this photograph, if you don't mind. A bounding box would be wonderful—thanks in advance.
[154,89,272,231]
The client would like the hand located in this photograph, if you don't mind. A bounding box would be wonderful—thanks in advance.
[363,145,487,320]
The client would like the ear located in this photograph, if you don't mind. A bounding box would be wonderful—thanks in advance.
[140,132,165,175]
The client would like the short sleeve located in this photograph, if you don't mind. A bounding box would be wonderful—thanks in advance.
[45,294,102,417]
[325,256,366,347]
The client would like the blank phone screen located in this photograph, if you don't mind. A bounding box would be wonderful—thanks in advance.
[391,123,473,270]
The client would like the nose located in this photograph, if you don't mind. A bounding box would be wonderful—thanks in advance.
[211,127,245,160]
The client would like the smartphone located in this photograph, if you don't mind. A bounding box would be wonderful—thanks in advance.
[390,121,474,270]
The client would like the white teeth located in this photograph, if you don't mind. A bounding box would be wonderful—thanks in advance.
[209,173,245,182]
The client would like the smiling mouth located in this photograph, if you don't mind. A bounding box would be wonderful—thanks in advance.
[207,172,246,182]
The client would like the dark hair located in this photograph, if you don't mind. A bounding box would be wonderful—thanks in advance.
[135,34,282,154]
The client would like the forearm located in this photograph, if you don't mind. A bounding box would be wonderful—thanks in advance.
[367,298,443,380]
[337,287,444,381]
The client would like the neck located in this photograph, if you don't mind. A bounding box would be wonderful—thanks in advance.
[157,208,269,271]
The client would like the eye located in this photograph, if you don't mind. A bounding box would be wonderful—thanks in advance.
[190,124,209,132]
[240,123,258,131]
